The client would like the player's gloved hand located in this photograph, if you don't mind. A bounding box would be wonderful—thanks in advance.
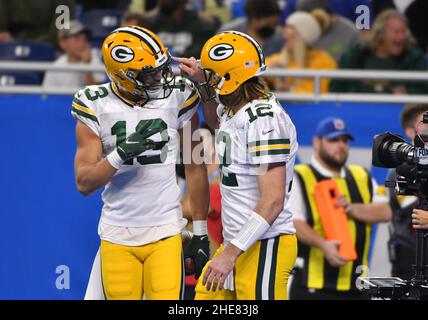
[107,119,164,168]
[184,235,210,279]
[184,233,210,279]
[119,118,168,160]
[137,118,169,151]
[116,132,155,161]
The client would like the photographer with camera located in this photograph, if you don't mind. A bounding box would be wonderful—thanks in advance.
[289,117,391,300]
[388,104,428,281]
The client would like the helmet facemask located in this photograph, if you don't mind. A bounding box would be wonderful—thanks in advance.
[121,57,176,100]
[198,67,225,102]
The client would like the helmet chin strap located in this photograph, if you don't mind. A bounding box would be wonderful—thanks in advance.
[214,90,222,105]
[113,78,146,101]
[214,77,226,104]
[118,70,143,95]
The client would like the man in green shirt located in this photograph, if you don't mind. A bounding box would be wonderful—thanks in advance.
[330,9,427,94]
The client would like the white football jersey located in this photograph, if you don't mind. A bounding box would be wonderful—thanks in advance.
[71,77,200,227]
[215,95,298,242]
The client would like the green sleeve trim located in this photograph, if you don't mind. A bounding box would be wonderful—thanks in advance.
[72,97,91,109]
[178,96,200,118]
[72,107,99,124]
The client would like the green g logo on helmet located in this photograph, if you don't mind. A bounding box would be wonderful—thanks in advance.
[111,45,135,63]
[208,43,234,61]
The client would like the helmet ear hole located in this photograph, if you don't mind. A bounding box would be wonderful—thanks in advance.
[224,73,231,81]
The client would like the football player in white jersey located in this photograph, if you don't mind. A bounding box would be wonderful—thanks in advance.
[174,31,298,300]
[72,26,210,300]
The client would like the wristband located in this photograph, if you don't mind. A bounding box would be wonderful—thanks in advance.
[106,149,123,169]
[193,220,208,236]
[230,211,270,252]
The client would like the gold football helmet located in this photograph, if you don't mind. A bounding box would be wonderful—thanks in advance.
[199,31,266,98]
[102,26,175,99]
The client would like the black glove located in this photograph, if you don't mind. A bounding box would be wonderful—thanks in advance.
[184,235,210,279]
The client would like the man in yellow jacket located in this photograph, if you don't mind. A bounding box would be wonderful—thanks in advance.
[288,117,391,300]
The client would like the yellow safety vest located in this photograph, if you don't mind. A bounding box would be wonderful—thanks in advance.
[294,164,373,291]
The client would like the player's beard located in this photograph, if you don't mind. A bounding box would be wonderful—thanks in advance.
[319,146,348,171]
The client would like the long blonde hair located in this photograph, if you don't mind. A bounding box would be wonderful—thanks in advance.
[219,77,270,108]
[366,9,411,51]
[282,35,307,68]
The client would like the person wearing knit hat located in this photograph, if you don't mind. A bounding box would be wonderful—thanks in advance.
[280,0,363,62]
[265,11,336,94]
[286,11,321,46]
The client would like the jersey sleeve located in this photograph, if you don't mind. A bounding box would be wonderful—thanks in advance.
[247,105,296,165]
[71,89,101,136]
[177,79,201,129]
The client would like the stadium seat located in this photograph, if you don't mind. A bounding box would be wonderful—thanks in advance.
[0,72,41,85]
[0,41,55,85]
[0,41,55,61]
[80,9,124,47]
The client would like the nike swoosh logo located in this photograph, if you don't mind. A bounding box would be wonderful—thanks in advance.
[262,129,274,135]
[199,235,207,241]
[198,249,208,258]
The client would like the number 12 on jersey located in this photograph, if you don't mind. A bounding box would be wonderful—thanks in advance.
[217,131,239,187]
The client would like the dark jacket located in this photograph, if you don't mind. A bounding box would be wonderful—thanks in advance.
[387,169,417,280]
[0,0,75,46]
[147,10,217,58]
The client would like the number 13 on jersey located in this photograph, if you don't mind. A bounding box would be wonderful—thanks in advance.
[111,118,170,165]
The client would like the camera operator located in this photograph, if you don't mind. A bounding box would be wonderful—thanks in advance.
[388,104,428,281]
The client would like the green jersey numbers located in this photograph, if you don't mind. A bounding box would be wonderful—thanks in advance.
[83,86,109,101]
[245,103,274,123]
[111,121,133,165]
[112,118,169,165]
[216,131,238,187]
[217,131,232,167]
